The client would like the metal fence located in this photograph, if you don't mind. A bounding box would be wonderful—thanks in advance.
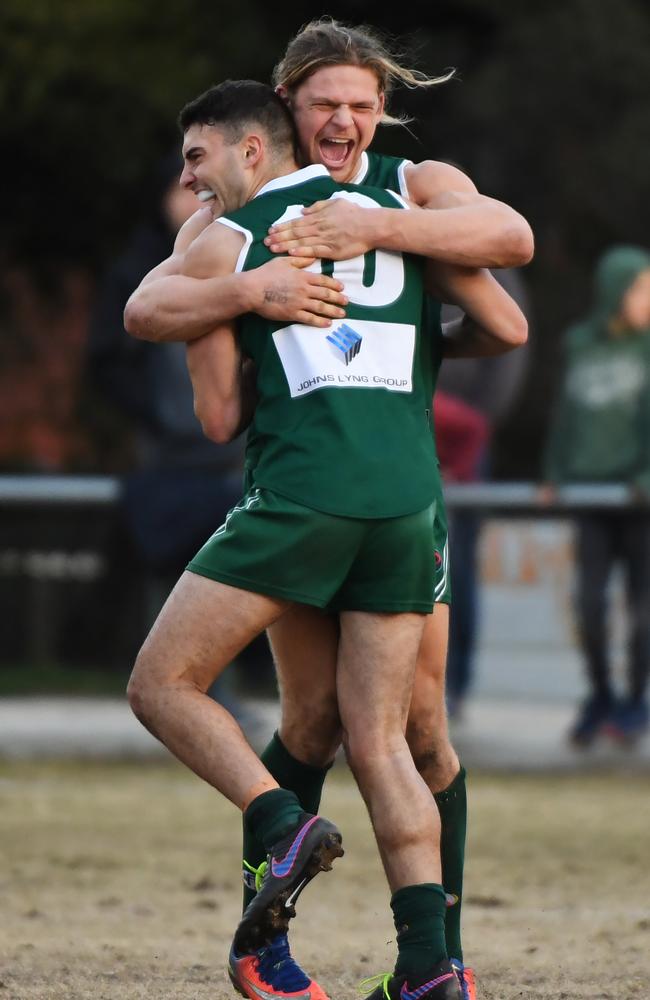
[0,475,642,670]
[0,475,635,510]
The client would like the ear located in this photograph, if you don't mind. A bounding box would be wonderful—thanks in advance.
[241,133,264,167]
[376,91,386,118]
[275,84,290,105]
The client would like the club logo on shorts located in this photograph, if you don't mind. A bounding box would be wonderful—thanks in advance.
[326,323,362,366]
[434,549,442,569]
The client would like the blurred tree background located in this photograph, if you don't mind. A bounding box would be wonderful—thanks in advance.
[1,0,649,475]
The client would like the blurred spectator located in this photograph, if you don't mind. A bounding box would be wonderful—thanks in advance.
[541,245,650,747]
[438,268,531,718]
[86,150,271,704]
[0,268,95,472]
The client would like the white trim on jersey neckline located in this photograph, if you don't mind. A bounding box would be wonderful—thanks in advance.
[253,164,330,200]
[350,151,369,185]
[350,150,413,200]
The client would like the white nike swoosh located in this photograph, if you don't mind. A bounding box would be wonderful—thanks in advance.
[243,975,310,1000]
[284,877,308,909]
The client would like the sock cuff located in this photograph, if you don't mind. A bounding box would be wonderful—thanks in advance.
[391,883,447,922]
[433,765,466,805]
[243,787,300,832]
[267,731,334,777]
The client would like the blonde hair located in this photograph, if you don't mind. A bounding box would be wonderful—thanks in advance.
[272,17,454,126]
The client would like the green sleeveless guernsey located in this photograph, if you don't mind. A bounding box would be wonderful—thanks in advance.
[218,164,437,519]
[353,151,445,406]
[353,151,446,524]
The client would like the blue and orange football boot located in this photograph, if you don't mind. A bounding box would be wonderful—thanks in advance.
[229,933,330,1000]
[361,961,462,1000]
[233,812,343,953]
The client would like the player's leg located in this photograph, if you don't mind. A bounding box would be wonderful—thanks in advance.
[129,489,348,998]
[128,570,288,804]
[338,609,439,886]
[335,505,460,999]
[338,609,459,1000]
[407,606,467,967]
[208,490,360,999]
[235,608,342,1000]
[407,604,459,792]
[130,571,343,934]
[271,606,342,766]
[131,572,342,916]
[242,607,340,910]
[404,512,473,997]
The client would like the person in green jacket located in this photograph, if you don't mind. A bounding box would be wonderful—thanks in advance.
[541,245,650,746]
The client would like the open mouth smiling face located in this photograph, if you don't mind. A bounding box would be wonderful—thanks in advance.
[284,65,385,182]
[318,136,356,172]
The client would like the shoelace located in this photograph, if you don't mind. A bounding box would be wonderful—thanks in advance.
[358,972,392,998]
[256,933,311,992]
[243,858,268,892]
[449,962,469,1000]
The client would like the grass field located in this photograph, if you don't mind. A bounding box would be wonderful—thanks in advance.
[1,760,649,999]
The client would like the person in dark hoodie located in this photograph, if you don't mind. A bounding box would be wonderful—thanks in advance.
[541,245,650,746]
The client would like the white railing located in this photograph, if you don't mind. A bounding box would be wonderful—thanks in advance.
[0,475,634,511]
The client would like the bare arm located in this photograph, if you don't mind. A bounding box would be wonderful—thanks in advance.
[124,210,348,344]
[430,264,528,358]
[181,225,256,442]
[186,329,257,444]
[266,160,534,269]
[267,178,528,357]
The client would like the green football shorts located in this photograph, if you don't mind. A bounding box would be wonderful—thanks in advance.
[187,486,438,614]
[241,465,451,606]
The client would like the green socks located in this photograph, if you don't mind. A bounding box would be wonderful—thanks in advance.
[434,766,467,962]
[243,787,304,854]
[240,738,468,972]
[392,883,448,975]
[241,732,331,910]
[261,731,332,816]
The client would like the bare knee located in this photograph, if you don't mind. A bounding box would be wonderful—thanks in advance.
[280,693,342,767]
[407,643,459,789]
[126,644,190,730]
[126,647,158,726]
[406,713,460,792]
[341,718,404,779]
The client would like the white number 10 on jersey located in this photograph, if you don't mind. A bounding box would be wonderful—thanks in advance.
[275,191,406,308]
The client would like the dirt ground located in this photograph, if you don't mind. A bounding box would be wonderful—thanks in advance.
[1,759,649,1000]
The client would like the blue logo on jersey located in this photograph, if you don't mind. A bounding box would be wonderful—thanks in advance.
[326,323,362,366]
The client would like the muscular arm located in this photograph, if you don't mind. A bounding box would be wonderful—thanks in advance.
[124,209,348,344]
[431,264,528,358]
[186,329,257,444]
[266,175,528,356]
[266,160,534,269]
[181,224,256,443]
